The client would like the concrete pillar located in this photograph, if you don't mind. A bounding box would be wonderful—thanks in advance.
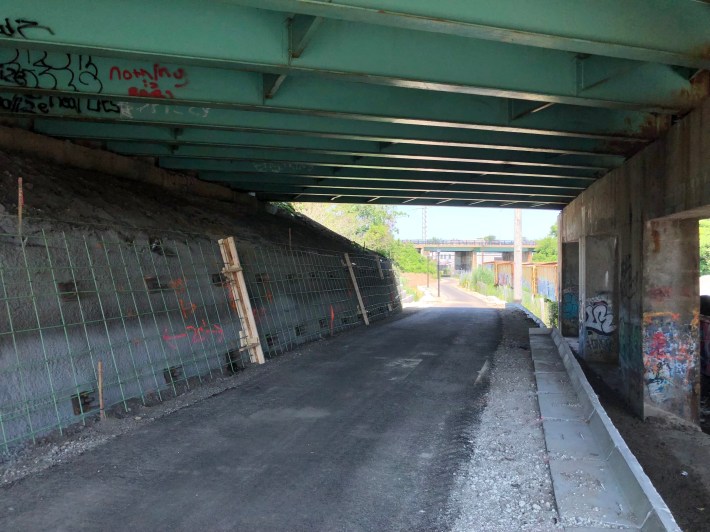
[454,251,473,272]
[559,242,580,336]
[513,209,523,302]
[579,235,618,363]
[642,218,700,423]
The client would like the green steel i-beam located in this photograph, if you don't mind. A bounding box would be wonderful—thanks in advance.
[0,1,703,111]
[234,0,710,69]
[0,51,668,141]
[32,120,634,162]
[197,172,584,195]
[0,93,651,144]
[105,142,610,174]
[159,157,597,181]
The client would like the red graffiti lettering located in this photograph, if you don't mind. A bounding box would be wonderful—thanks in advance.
[163,321,224,350]
[110,63,189,99]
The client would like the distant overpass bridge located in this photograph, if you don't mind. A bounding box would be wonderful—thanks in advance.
[403,239,537,253]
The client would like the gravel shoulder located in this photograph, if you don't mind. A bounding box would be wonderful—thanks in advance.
[448,306,562,531]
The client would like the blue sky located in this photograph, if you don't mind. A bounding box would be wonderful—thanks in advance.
[393,206,559,241]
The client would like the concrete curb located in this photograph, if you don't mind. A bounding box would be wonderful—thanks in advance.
[547,328,679,531]
[514,305,680,531]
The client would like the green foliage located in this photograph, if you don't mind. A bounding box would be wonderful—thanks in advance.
[459,266,495,291]
[294,203,401,245]
[482,235,496,242]
[700,220,710,275]
[547,300,559,328]
[389,241,436,273]
[533,224,558,262]
[293,202,434,273]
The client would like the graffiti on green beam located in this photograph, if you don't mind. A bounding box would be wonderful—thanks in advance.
[109,63,189,99]
[0,93,120,115]
[0,18,53,39]
[0,48,193,102]
[118,102,210,119]
[0,49,103,92]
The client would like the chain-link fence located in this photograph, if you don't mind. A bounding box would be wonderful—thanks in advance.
[0,216,399,452]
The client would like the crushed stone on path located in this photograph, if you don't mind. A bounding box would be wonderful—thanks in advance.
[448,307,562,531]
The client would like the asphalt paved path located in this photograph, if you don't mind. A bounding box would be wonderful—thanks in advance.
[0,279,500,531]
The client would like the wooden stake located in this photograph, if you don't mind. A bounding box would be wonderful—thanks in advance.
[375,255,384,279]
[219,237,265,364]
[344,253,369,325]
[17,177,23,241]
[97,360,106,420]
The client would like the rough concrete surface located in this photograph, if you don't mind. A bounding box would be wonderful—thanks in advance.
[1,278,546,531]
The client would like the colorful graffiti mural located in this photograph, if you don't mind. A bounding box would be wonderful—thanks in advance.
[642,311,698,419]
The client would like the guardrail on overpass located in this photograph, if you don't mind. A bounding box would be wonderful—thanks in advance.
[403,239,537,247]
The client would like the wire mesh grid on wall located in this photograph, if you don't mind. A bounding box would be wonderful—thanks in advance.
[239,244,401,357]
[0,220,252,452]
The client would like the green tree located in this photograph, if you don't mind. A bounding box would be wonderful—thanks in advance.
[389,241,436,273]
[533,224,558,262]
[700,220,710,275]
[294,203,400,244]
[293,202,434,272]
[482,235,496,242]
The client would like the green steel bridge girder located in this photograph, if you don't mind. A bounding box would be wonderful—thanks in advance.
[0,1,705,113]
[0,50,670,142]
[104,141,613,174]
[197,171,585,195]
[235,0,710,69]
[255,191,567,209]
[229,182,570,204]
[164,158,595,185]
[30,120,632,164]
[0,94,651,145]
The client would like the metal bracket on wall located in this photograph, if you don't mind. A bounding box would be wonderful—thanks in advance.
[344,252,369,326]
[219,236,266,364]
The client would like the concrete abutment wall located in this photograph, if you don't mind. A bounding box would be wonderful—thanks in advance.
[559,96,710,424]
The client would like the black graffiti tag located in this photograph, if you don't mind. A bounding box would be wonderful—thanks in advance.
[0,93,120,115]
[0,49,103,93]
[0,18,53,39]
[584,299,615,335]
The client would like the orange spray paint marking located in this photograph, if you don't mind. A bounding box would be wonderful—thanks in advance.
[330,305,335,336]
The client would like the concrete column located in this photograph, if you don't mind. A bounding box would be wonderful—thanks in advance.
[579,235,618,363]
[559,242,580,336]
[642,218,700,423]
[454,251,473,272]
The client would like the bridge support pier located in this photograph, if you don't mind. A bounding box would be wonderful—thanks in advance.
[578,235,618,364]
[642,218,700,421]
[558,95,710,424]
[454,251,473,272]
